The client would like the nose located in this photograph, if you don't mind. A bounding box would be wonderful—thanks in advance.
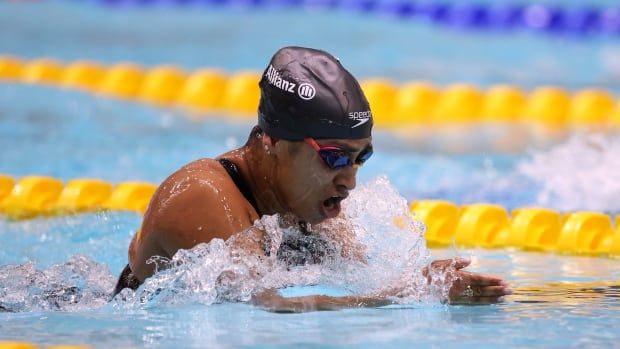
[334,165,357,191]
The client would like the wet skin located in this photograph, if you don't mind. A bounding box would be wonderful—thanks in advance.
[125,129,512,311]
[128,131,369,281]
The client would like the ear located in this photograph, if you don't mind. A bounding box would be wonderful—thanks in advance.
[262,132,279,148]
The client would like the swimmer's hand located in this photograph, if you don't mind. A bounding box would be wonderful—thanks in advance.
[425,258,513,305]
[251,289,395,313]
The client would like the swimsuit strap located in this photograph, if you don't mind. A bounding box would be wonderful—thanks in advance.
[218,158,261,215]
[112,264,141,297]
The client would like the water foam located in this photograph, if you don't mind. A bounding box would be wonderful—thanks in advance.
[114,176,448,308]
[1,177,459,312]
[0,255,115,312]
[518,134,620,213]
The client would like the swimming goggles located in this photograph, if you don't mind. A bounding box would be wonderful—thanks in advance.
[304,138,373,169]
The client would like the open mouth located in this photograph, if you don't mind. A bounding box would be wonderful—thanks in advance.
[321,195,345,219]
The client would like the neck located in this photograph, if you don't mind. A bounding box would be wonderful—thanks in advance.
[224,143,288,217]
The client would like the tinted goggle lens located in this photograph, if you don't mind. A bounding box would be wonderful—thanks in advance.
[318,147,373,169]
[357,148,373,163]
[319,149,351,168]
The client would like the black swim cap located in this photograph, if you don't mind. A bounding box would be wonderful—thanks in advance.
[258,46,373,141]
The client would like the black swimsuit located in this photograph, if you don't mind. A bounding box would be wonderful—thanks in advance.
[218,158,261,214]
[112,158,329,297]
[112,158,260,297]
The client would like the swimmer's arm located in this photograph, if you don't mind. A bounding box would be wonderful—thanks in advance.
[251,289,395,313]
[134,166,257,280]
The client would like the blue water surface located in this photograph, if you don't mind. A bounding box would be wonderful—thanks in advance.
[2,1,620,90]
[1,2,620,349]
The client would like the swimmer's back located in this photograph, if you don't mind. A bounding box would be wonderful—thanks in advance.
[128,157,260,281]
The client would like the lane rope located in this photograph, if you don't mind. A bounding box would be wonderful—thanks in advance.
[1,55,619,129]
[90,0,620,38]
[2,174,619,257]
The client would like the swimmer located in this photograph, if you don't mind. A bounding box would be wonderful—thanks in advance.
[113,46,512,311]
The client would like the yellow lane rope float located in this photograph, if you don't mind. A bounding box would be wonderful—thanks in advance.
[0,174,155,219]
[1,55,619,129]
[0,342,89,349]
[1,174,619,257]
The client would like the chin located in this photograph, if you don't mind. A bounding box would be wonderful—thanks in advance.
[296,210,324,225]
[306,216,326,225]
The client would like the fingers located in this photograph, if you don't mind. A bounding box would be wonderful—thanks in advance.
[453,257,471,270]
[475,285,512,297]
[425,258,473,281]
[449,283,513,305]
[429,257,471,270]
[459,271,506,286]
[426,258,513,306]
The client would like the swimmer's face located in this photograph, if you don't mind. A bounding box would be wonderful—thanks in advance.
[273,137,372,224]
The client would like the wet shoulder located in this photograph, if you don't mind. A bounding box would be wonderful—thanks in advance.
[155,158,236,206]
[132,158,251,278]
[143,157,256,246]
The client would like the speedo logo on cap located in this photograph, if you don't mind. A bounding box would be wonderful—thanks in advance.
[348,110,372,128]
[265,65,296,94]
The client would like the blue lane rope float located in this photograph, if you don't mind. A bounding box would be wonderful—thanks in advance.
[88,0,620,37]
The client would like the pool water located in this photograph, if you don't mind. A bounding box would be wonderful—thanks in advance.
[1,207,619,348]
[1,1,620,348]
[0,83,536,208]
[3,1,620,91]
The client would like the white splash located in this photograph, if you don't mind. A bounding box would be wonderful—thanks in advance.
[113,176,444,308]
[518,134,620,213]
[0,255,115,312]
[1,177,458,312]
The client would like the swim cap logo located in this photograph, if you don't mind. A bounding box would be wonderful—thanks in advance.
[348,111,372,128]
[265,65,296,94]
[297,83,316,100]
